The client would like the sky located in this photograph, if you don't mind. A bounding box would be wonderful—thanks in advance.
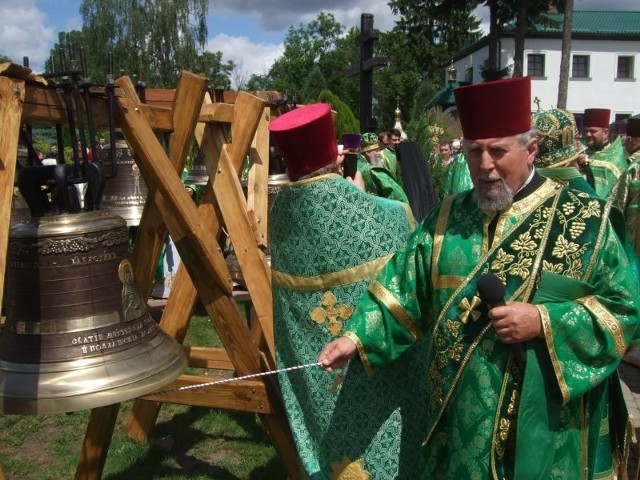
[0,0,637,86]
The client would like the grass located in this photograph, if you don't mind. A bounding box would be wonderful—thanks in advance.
[0,313,286,480]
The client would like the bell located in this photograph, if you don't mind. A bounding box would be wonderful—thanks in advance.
[226,173,289,287]
[10,146,31,226]
[100,134,149,226]
[0,210,186,414]
[183,148,209,186]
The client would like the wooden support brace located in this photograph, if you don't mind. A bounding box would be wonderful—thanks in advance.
[140,377,273,413]
[0,77,25,305]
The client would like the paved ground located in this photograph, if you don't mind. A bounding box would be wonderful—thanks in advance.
[619,361,640,479]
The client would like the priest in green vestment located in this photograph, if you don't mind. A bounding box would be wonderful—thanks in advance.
[356,132,409,204]
[319,77,640,480]
[579,108,628,198]
[532,108,598,197]
[378,139,403,187]
[610,117,640,367]
[269,103,428,479]
[442,152,473,196]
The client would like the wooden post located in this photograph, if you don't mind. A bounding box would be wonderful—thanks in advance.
[0,76,25,307]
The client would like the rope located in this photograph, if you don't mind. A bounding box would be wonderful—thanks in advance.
[153,361,323,395]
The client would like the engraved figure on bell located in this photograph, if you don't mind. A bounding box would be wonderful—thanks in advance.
[118,259,146,321]
[132,163,142,196]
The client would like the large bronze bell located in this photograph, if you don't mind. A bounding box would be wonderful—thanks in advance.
[0,210,186,414]
[100,136,149,226]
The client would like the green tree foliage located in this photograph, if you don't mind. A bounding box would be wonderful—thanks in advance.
[266,13,359,111]
[317,90,359,141]
[193,51,234,90]
[388,0,481,80]
[405,107,462,200]
[374,29,423,132]
[245,73,271,91]
[300,64,328,104]
[0,54,11,63]
[46,0,225,88]
[378,1,481,129]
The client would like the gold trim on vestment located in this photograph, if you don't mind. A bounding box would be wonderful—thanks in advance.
[281,173,341,189]
[592,185,620,281]
[400,201,417,230]
[590,159,621,180]
[436,275,464,290]
[506,179,559,216]
[579,295,627,357]
[272,254,394,291]
[343,331,374,376]
[367,281,422,341]
[491,355,515,479]
[537,304,571,404]
[422,323,494,446]
[432,195,455,289]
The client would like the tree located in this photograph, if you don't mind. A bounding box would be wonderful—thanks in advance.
[317,90,359,140]
[389,0,481,80]
[385,0,481,125]
[193,51,234,90]
[300,64,328,104]
[557,0,573,108]
[245,72,272,92]
[49,0,212,87]
[268,13,343,94]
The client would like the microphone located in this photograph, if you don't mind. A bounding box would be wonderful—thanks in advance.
[476,273,527,367]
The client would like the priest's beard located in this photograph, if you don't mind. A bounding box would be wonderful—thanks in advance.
[472,175,514,214]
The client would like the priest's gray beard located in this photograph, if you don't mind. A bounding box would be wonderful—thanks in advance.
[472,175,514,214]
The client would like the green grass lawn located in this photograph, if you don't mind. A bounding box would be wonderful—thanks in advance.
[0,314,287,480]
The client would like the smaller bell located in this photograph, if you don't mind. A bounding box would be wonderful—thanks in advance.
[100,133,149,226]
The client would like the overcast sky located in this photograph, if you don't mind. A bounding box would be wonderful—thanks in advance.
[0,0,637,85]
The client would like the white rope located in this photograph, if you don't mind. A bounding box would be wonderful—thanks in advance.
[154,361,323,395]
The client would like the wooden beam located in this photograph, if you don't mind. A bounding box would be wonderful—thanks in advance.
[140,376,272,413]
[0,77,25,306]
[185,346,234,370]
[75,404,120,480]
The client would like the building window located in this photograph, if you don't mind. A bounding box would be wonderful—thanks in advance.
[527,54,545,77]
[572,55,590,78]
[617,56,635,79]
[465,66,473,83]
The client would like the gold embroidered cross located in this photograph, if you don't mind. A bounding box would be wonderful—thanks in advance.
[328,372,345,394]
[310,291,353,336]
[458,295,482,324]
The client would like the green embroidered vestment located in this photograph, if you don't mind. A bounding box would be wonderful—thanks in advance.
[345,179,640,480]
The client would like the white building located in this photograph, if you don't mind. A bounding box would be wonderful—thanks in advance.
[449,11,640,127]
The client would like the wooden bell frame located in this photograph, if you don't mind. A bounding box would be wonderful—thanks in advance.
[0,64,299,480]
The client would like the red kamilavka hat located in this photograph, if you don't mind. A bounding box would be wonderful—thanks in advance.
[454,76,532,140]
[584,108,611,129]
[269,103,338,177]
[628,118,640,138]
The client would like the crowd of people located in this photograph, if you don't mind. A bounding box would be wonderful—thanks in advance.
[268,76,640,479]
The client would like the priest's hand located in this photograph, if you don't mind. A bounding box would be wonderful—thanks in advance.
[346,170,365,191]
[488,302,542,344]
[318,337,358,372]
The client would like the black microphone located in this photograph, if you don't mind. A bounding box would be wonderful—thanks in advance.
[476,273,527,367]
